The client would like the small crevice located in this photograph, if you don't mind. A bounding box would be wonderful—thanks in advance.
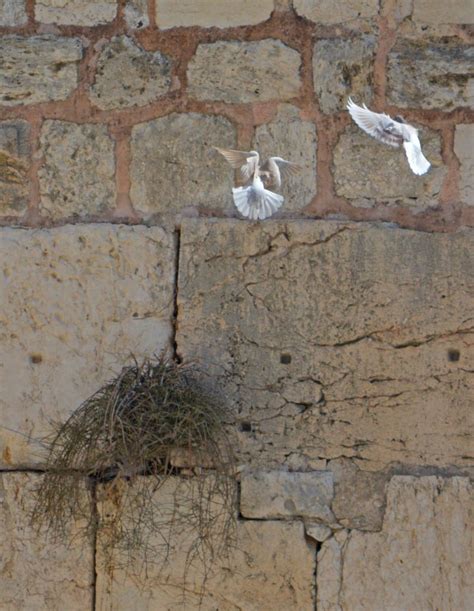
[171,227,182,364]
[91,480,99,611]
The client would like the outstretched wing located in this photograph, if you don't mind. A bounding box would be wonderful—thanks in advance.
[347,98,403,148]
[403,134,431,175]
[260,157,301,189]
[214,147,259,181]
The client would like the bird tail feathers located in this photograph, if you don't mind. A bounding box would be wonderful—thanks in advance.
[232,185,284,220]
[403,141,431,175]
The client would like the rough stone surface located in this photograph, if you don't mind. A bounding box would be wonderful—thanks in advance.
[156,0,274,28]
[35,0,117,26]
[0,473,92,610]
[454,124,474,207]
[387,38,474,110]
[313,37,375,114]
[333,125,446,210]
[130,113,236,216]
[305,523,332,542]
[329,459,388,530]
[317,476,474,610]
[0,120,30,216]
[240,469,334,521]
[0,0,27,25]
[294,0,379,24]
[412,0,474,25]
[187,39,302,103]
[89,36,171,111]
[0,224,174,468]
[124,0,149,29]
[177,219,474,471]
[253,104,317,212]
[97,495,314,609]
[0,36,82,107]
[38,121,115,219]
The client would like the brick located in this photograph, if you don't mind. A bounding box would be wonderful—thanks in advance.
[294,0,379,25]
[35,0,117,26]
[155,0,273,28]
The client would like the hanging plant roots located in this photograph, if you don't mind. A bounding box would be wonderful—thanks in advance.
[31,356,236,580]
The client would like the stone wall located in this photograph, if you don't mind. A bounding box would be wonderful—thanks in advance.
[0,1,473,609]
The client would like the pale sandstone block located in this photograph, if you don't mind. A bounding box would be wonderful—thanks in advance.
[35,0,117,25]
[177,219,474,472]
[454,124,474,206]
[240,469,334,521]
[156,0,274,28]
[0,0,27,25]
[333,125,446,210]
[317,476,474,610]
[130,113,236,216]
[387,38,474,110]
[0,120,30,216]
[0,224,175,468]
[39,121,115,219]
[0,36,82,106]
[294,0,379,24]
[89,36,171,110]
[0,473,92,610]
[413,0,474,24]
[187,39,302,103]
[253,104,317,211]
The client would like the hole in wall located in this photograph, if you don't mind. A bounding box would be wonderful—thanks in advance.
[280,353,292,364]
[447,349,460,362]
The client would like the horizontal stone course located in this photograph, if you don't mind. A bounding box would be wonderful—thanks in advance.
[294,0,379,24]
[156,0,274,28]
[412,0,474,25]
[35,0,117,26]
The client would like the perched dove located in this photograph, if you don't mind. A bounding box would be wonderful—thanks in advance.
[347,98,431,176]
[215,147,301,220]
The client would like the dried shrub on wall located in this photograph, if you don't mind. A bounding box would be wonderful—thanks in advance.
[32,357,236,579]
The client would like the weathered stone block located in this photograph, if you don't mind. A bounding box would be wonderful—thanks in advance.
[241,469,334,521]
[0,224,174,467]
[0,36,82,106]
[412,0,474,25]
[130,113,236,216]
[317,476,474,610]
[0,0,27,25]
[294,0,379,24]
[0,473,92,610]
[187,39,302,103]
[0,120,30,216]
[124,0,149,29]
[454,124,474,207]
[333,125,446,210]
[253,104,317,212]
[313,37,375,114]
[38,121,115,219]
[177,219,474,471]
[35,0,117,25]
[156,0,274,28]
[387,38,474,110]
[89,36,171,111]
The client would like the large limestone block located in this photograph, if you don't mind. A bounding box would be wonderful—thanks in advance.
[130,113,236,216]
[317,476,474,610]
[35,0,117,25]
[0,224,175,468]
[156,0,274,28]
[387,38,474,110]
[0,120,30,216]
[38,121,116,219]
[177,219,474,471]
[89,36,171,110]
[0,36,82,106]
[0,473,92,610]
[187,39,302,103]
[240,469,334,521]
[294,0,379,24]
[97,505,314,609]
[412,0,474,25]
[454,124,474,206]
[0,0,27,25]
[313,36,375,114]
[333,125,446,210]
[253,104,317,211]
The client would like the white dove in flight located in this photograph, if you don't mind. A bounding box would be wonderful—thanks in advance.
[215,147,301,220]
[347,98,431,176]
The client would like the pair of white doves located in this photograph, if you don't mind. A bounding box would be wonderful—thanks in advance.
[216,99,431,220]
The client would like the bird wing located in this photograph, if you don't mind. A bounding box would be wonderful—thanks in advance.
[403,133,431,175]
[347,98,402,148]
[214,147,259,181]
[260,157,301,188]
